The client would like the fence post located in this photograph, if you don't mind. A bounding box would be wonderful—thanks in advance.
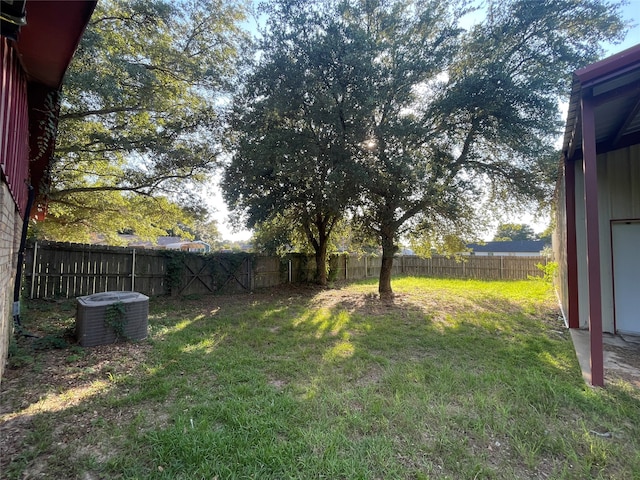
[30,241,38,299]
[364,256,368,278]
[500,256,504,280]
[288,259,292,283]
[344,255,348,280]
[131,248,136,291]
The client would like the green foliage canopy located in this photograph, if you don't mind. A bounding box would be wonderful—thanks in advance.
[224,0,626,297]
[39,0,249,244]
[493,223,538,242]
[223,1,372,283]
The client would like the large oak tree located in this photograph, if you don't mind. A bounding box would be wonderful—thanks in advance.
[226,0,626,297]
[223,1,370,284]
[38,0,249,244]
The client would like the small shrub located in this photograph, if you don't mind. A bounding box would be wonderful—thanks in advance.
[537,261,558,283]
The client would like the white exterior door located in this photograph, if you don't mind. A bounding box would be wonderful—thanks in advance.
[612,222,640,335]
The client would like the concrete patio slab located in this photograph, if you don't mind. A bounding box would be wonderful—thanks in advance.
[570,329,640,387]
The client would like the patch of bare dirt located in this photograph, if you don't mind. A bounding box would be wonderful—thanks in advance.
[0,335,152,478]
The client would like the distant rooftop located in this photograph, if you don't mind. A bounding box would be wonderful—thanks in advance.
[467,240,547,253]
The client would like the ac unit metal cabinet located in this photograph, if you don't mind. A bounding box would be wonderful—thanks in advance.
[76,291,149,347]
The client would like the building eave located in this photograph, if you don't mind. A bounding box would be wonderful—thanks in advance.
[562,43,640,161]
[12,0,97,89]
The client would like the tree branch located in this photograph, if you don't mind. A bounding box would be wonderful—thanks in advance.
[50,169,201,198]
[60,106,144,120]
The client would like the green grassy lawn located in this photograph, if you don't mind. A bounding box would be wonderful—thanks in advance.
[2,278,639,479]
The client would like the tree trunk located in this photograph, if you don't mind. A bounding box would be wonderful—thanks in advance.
[312,218,329,286]
[303,214,334,286]
[378,230,397,299]
[315,240,328,286]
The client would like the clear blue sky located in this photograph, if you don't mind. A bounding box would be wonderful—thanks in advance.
[610,0,640,53]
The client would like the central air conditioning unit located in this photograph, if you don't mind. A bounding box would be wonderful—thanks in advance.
[76,291,149,347]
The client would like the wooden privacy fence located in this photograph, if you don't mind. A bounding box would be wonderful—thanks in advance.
[25,242,269,299]
[26,242,166,299]
[328,254,547,281]
[24,241,548,299]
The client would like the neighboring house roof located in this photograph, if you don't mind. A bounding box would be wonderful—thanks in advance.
[157,236,186,246]
[467,240,547,253]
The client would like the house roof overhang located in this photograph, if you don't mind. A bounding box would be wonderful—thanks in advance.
[563,43,640,161]
[10,0,97,89]
[3,0,97,212]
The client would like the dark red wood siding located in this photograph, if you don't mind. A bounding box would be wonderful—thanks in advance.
[1,37,30,217]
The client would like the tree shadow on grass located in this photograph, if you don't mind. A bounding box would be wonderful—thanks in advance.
[3,285,640,479]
